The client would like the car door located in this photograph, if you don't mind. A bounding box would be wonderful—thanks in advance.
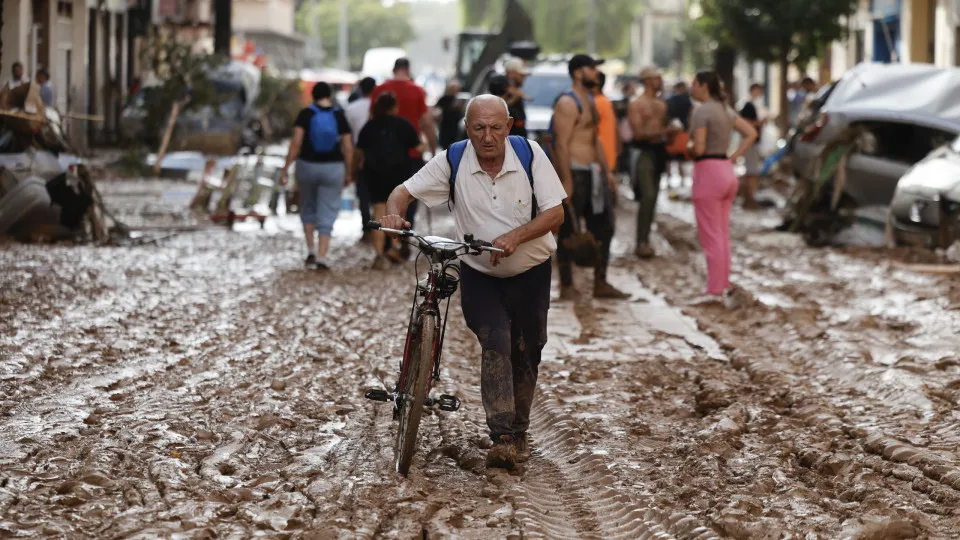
[843,154,911,206]
[843,122,957,207]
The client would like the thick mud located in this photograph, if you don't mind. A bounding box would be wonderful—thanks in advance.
[1,179,958,538]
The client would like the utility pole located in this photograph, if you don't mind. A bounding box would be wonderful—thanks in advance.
[586,0,597,55]
[337,0,348,70]
[214,0,232,56]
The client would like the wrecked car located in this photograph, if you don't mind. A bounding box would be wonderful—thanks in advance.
[121,60,263,155]
[791,62,960,208]
[888,134,960,248]
[782,63,960,244]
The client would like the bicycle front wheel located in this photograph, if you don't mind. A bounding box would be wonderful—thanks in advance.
[394,313,437,476]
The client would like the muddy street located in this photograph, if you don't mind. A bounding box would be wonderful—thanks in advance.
[2,180,960,538]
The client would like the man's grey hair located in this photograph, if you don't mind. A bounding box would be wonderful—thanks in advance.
[464,94,511,122]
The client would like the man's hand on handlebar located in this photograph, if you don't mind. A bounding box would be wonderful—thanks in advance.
[379,214,410,236]
[490,232,518,266]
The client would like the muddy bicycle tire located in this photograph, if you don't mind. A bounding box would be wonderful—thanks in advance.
[395,314,437,476]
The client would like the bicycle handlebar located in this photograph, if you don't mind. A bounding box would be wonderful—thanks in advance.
[367,221,504,255]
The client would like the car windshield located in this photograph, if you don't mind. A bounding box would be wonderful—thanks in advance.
[523,73,570,107]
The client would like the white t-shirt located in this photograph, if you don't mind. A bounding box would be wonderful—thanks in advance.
[345,97,371,142]
[6,77,28,90]
[403,139,566,278]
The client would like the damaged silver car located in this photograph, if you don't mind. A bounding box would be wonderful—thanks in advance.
[889,134,960,248]
[792,63,960,207]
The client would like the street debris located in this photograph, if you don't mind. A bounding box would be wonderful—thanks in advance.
[785,63,960,250]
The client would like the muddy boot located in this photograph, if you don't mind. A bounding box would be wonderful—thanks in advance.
[514,432,532,463]
[305,254,316,267]
[372,256,390,270]
[594,280,629,299]
[559,285,579,301]
[634,243,655,259]
[486,435,519,470]
[399,243,412,260]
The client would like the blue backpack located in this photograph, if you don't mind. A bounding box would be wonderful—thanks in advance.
[446,135,537,220]
[544,90,588,162]
[308,105,340,153]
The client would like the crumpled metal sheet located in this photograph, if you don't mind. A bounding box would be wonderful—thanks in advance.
[825,63,960,131]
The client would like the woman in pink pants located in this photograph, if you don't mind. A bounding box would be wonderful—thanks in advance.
[688,72,757,297]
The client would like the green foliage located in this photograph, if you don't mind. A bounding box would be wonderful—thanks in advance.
[698,0,857,66]
[137,38,227,143]
[460,0,638,60]
[256,73,301,140]
[295,0,415,70]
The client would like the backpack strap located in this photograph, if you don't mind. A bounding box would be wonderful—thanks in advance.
[507,135,537,220]
[446,138,538,221]
[445,140,469,209]
[564,90,583,114]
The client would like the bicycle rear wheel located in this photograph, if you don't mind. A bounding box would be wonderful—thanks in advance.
[394,313,437,476]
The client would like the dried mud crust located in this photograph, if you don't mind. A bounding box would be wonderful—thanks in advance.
[0,232,522,537]
[0,218,710,538]
[575,201,960,537]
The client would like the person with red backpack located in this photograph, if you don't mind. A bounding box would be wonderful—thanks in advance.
[280,82,354,269]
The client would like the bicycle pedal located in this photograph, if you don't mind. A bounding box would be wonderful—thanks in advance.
[437,394,461,412]
[364,388,391,402]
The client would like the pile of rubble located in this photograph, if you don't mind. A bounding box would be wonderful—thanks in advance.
[0,82,117,243]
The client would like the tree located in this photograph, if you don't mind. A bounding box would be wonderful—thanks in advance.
[137,38,226,146]
[460,0,638,60]
[295,0,415,70]
[703,0,857,133]
[683,6,738,106]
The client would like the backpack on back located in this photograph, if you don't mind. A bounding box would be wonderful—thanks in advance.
[364,119,410,176]
[308,105,341,153]
[541,90,587,163]
[446,135,537,220]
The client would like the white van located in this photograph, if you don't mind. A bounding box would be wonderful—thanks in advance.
[361,47,407,83]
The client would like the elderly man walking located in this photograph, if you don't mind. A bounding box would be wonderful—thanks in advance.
[380,95,566,470]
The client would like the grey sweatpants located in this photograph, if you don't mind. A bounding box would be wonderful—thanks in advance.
[460,259,552,440]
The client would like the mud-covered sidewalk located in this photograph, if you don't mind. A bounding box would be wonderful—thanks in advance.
[2,180,959,538]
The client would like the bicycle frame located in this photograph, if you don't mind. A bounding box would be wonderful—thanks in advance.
[397,254,447,411]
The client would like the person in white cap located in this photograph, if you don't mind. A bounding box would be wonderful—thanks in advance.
[627,65,680,259]
[503,57,530,138]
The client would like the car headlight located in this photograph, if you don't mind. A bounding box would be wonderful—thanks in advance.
[909,201,924,223]
[909,195,940,223]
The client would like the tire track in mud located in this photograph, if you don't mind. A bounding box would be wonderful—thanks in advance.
[647,209,960,532]
[514,392,718,540]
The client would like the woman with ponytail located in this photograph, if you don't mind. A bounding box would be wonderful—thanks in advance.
[687,71,757,299]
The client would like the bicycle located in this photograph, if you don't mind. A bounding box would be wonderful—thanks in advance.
[363,220,503,476]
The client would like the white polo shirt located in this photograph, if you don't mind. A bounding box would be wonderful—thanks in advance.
[403,139,566,278]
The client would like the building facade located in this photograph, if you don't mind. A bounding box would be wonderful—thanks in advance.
[1,0,303,147]
[1,0,128,148]
[833,0,959,70]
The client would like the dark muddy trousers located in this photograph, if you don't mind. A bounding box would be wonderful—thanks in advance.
[460,259,552,440]
[557,169,614,287]
[356,172,372,231]
[632,142,667,245]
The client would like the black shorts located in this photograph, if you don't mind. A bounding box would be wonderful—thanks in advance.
[364,172,405,204]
